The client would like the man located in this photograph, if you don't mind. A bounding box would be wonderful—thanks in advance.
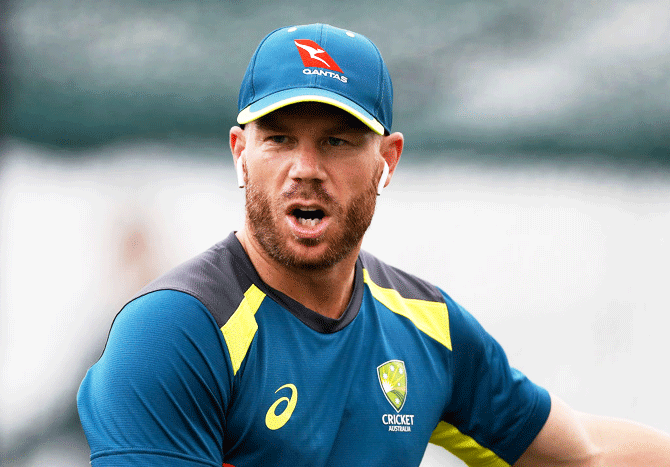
[77,23,670,466]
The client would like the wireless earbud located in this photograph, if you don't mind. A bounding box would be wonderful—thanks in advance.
[377,161,389,196]
[236,157,245,188]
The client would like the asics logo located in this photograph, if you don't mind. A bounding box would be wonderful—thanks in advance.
[294,39,343,72]
[265,384,298,430]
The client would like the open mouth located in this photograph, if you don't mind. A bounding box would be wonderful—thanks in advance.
[292,207,326,227]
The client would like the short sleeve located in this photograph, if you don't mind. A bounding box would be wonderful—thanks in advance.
[77,290,233,466]
[435,293,551,465]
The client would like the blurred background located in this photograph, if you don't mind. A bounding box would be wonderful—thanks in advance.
[1,0,669,466]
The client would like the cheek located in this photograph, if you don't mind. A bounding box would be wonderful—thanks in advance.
[247,157,286,189]
[339,163,378,192]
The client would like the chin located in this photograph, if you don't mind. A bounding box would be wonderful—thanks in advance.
[282,237,353,271]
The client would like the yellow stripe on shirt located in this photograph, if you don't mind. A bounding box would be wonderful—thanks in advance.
[363,269,452,351]
[220,284,266,375]
[430,421,511,467]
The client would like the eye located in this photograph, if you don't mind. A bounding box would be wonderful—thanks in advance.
[269,135,288,144]
[327,137,346,147]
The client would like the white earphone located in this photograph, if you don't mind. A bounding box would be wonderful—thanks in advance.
[236,157,245,188]
[377,161,389,196]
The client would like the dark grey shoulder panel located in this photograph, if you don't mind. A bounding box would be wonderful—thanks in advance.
[359,250,445,304]
[130,233,255,328]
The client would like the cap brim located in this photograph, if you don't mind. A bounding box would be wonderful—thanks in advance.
[237,88,385,135]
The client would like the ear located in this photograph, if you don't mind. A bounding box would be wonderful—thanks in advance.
[230,126,246,188]
[378,132,404,194]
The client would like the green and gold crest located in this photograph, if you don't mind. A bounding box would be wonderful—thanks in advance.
[377,360,407,412]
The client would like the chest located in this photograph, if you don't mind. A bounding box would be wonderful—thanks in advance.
[222,296,453,466]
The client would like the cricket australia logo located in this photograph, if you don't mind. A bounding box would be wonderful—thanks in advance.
[378,360,407,411]
[378,360,414,432]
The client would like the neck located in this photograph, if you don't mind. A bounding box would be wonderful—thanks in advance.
[236,230,359,320]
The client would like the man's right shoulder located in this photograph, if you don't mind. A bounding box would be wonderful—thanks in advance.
[125,232,257,328]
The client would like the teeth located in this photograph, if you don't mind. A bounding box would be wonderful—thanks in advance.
[298,218,321,227]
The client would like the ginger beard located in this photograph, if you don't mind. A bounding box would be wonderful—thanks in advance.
[245,176,378,271]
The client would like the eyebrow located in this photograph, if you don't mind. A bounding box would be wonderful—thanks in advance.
[326,122,371,134]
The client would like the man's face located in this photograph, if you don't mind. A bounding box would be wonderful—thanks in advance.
[239,103,383,271]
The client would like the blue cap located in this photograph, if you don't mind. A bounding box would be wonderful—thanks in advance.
[237,24,393,135]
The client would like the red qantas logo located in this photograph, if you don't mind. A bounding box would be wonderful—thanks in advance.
[293,39,343,72]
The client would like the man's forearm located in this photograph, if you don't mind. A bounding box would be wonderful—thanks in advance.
[514,395,670,467]
[580,412,670,466]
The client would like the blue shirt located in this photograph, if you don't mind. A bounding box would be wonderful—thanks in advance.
[77,232,550,466]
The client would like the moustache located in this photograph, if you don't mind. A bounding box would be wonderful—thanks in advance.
[282,182,334,204]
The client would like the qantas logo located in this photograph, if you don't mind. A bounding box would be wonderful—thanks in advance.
[294,39,343,72]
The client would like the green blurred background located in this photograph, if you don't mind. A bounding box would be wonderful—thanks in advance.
[1,1,669,466]
[3,0,670,162]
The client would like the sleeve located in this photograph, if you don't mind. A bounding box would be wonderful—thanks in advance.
[432,292,551,466]
[77,290,233,467]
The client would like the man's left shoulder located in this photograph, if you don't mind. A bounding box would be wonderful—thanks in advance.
[358,250,446,305]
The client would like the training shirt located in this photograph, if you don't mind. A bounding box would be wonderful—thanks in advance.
[77,232,551,467]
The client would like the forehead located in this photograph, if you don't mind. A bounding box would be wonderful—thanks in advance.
[251,102,373,134]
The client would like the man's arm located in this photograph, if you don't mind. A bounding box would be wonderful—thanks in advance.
[514,394,670,466]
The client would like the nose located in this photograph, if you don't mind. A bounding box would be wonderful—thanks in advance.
[288,141,326,182]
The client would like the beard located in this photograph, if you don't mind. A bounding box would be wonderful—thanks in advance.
[245,178,377,271]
